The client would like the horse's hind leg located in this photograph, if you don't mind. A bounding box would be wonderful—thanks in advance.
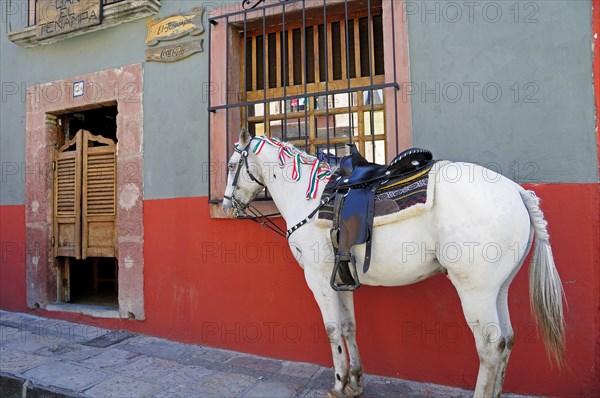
[454,286,505,397]
[493,231,531,397]
[493,286,515,398]
[339,291,364,397]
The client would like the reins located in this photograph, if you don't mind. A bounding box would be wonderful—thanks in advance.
[237,204,287,238]
[225,137,333,239]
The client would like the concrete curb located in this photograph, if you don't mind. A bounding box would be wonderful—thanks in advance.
[0,372,82,398]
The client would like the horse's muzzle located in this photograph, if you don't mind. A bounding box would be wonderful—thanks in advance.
[221,198,237,217]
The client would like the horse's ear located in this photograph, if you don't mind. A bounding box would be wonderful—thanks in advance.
[239,128,251,147]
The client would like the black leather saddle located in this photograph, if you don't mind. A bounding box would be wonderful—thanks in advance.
[331,147,432,189]
[328,144,433,291]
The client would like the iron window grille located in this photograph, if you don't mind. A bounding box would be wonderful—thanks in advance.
[208,0,403,204]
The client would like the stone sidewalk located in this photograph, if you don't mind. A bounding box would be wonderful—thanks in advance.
[0,310,534,398]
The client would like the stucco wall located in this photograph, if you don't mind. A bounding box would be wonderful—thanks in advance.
[0,0,228,205]
[1,0,598,207]
[407,0,598,183]
[0,1,598,396]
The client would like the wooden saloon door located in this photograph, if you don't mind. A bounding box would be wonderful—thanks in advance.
[53,132,83,258]
[82,131,117,258]
[53,129,117,259]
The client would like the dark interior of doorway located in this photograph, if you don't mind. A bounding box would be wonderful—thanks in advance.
[62,105,118,144]
[69,257,118,308]
[59,105,119,309]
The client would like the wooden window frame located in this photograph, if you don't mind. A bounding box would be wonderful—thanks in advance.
[208,0,412,218]
[242,10,387,159]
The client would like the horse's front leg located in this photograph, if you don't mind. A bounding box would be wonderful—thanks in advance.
[304,266,350,398]
[339,291,364,397]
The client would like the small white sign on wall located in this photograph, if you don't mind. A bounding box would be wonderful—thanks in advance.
[73,81,84,98]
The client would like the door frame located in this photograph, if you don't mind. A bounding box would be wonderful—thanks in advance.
[24,64,145,320]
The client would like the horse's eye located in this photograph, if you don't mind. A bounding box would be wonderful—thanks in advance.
[228,163,236,172]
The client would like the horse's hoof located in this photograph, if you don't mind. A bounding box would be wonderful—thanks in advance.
[327,389,345,398]
[344,384,363,397]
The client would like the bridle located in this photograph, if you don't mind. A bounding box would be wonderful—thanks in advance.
[223,139,287,237]
[223,140,264,213]
[224,137,334,239]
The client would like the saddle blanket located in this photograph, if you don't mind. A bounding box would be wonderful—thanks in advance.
[315,160,450,228]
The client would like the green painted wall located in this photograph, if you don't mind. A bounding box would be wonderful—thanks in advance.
[0,0,229,204]
[1,0,597,207]
[407,0,598,183]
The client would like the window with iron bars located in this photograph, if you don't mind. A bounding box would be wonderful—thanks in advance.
[208,0,410,215]
[243,9,386,162]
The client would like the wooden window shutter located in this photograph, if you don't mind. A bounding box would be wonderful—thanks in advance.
[53,132,83,259]
[82,130,117,259]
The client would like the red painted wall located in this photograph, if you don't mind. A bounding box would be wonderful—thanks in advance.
[2,184,597,396]
[0,206,26,311]
[594,0,600,176]
[141,186,600,397]
[591,0,600,390]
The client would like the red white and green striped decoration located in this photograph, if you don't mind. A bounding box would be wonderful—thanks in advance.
[305,159,332,199]
[250,136,332,199]
[278,146,297,168]
[252,139,266,154]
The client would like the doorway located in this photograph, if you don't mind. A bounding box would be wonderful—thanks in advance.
[60,105,118,144]
[56,105,118,309]
[66,257,118,308]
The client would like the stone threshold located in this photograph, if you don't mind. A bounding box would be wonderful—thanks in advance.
[46,303,121,319]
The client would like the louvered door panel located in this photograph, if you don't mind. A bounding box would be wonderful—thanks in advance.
[82,131,117,259]
[53,133,82,259]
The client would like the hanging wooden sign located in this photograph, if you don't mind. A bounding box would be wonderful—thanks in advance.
[145,7,204,47]
[36,0,102,40]
[145,39,204,63]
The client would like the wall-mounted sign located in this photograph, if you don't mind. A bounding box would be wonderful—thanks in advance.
[145,7,204,47]
[36,0,102,40]
[145,39,204,63]
[73,80,84,98]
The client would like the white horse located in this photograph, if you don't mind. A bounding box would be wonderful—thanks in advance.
[222,129,565,398]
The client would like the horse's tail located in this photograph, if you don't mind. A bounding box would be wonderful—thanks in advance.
[519,189,566,367]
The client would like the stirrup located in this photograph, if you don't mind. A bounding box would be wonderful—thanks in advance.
[330,256,361,291]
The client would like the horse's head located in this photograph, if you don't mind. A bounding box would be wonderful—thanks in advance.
[222,128,265,216]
